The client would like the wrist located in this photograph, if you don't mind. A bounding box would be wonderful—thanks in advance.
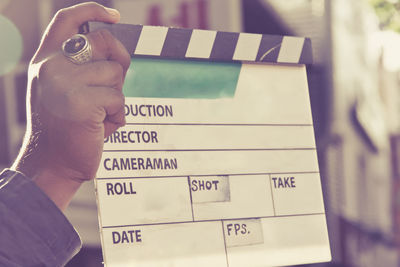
[31,167,84,211]
[12,142,86,211]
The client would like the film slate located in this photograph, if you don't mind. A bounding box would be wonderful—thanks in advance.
[83,21,331,267]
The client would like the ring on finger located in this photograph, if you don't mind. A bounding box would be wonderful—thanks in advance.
[62,34,92,64]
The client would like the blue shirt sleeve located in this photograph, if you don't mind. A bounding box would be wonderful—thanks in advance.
[0,169,82,267]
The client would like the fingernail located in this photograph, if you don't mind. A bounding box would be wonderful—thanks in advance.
[105,7,120,17]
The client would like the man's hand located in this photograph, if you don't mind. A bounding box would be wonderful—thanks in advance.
[12,2,131,211]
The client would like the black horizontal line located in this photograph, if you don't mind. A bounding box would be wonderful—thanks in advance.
[103,148,316,152]
[124,123,313,127]
[96,171,320,180]
[101,213,326,229]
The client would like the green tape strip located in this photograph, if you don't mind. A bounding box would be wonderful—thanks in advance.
[123,58,241,99]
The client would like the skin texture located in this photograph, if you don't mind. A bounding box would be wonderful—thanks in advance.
[12,2,131,211]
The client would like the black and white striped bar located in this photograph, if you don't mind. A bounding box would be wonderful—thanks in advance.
[81,22,312,64]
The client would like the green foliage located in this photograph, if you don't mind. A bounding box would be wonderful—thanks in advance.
[369,0,400,32]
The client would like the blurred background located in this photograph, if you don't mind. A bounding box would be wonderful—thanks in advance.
[1,0,400,266]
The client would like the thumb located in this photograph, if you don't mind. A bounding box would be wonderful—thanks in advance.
[37,2,120,57]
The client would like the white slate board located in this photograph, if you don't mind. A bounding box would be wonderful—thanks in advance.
[85,22,331,267]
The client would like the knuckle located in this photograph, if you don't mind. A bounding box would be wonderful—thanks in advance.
[110,62,124,81]
[96,29,113,44]
[111,89,125,106]
[81,1,103,9]
[90,62,123,85]
[86,1,100,6]
[90,29,113,53]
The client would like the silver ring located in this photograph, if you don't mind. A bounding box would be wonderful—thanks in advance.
[62,34,92,64]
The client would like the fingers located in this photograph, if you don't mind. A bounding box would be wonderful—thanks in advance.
[104,110,126,137]
[32,2,130,138]
[41,28,130,89]
[39,2,120,54]
[87,86,126,135]
[77,61,125,90]
[53,29,131,79]
[34,2,130,78]
[91,87,125,121]
[86,29,131,75]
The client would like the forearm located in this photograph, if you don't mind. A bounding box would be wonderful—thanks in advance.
[0,170,81,266]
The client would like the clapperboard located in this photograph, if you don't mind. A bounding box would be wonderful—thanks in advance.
[82,22,331,267]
